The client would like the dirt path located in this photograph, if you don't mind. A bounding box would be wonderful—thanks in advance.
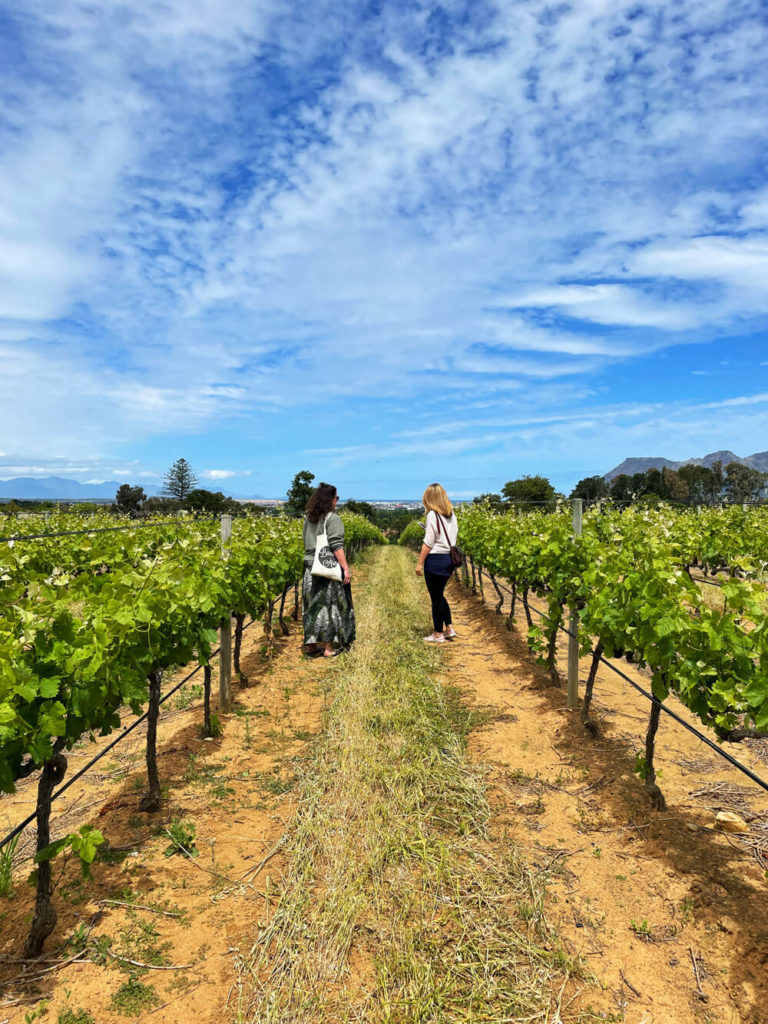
[237,545,577,1023]
[441,571,768,1024]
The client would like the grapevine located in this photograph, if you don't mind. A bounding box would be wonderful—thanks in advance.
[0,508,383,952]
[457,503,768,808]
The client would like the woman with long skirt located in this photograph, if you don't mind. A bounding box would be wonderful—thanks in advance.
[302,482,356,657]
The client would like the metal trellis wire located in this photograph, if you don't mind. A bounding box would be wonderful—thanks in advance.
[0,607,272,854]
[462,568,768,797]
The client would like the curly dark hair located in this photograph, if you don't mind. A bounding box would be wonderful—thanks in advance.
[305,482,338,524]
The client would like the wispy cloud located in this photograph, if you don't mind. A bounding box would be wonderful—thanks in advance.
[1,0,767,493]
[201,469,253,480]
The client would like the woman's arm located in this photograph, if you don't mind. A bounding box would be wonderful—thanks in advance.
[415,542,431,576]
[416,511,435,574]
[335,547,351,584]
[327,512,349,583]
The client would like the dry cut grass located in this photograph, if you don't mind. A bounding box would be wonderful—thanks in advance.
[237,546,582,1023]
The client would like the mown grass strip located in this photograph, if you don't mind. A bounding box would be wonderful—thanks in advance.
[239,546,582,1023]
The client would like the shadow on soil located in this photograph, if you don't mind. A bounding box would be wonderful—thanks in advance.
[450,576,768,1020]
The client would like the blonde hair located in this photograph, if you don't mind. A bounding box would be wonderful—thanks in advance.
[422,482,453,517]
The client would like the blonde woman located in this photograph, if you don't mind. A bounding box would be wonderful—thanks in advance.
[415,482,458,643]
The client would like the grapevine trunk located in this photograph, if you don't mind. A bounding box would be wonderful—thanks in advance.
[644,697,666,810]
[522,589,534,630]
[581,641,604,735]
[140,669,163,812]
[489,573,504,614]
[234,613,248,686]
[505,582,517,630]
[203,664,212,737]
[24,750,67,957]
[547,605,562,685]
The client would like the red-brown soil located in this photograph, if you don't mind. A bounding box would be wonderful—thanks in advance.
[445,573,768,1024]
[0,612,332,1023]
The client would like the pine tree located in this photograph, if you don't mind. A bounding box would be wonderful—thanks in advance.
[161,458,198,502]
[285,470,315,517]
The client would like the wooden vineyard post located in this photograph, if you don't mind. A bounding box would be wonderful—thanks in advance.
[220,514,232,714]
[567,499,583,710]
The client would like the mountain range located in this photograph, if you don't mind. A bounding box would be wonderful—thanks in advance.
[0,477,130,500]
[604,451,768,481]
[0,476,274,500]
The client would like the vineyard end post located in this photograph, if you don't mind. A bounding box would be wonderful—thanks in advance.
[220,514,233,714]
[567,499,583,710]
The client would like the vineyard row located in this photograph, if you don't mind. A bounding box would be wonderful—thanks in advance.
[0,509,384,954]
[401,502,768,809]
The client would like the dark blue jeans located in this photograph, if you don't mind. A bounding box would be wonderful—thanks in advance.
[424,553,453,633]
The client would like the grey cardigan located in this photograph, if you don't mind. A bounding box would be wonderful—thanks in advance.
[303,511,345,564]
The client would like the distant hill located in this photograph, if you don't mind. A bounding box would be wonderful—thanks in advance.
[0,476,127,500]
[605,451,768,480]
[0,475,279,501]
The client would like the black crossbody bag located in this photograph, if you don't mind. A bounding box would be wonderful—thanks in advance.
[435,513,463,568]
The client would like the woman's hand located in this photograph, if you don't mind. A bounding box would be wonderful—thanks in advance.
[343,567,351,584]
[415,564,423,576]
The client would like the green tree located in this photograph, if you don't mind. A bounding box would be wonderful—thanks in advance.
[143,496,181,514]
[185,489,241,514]
[609,474,634,501]
[343,499,376,522]
[677,464,716,504]
[285,470,315,517]
[501,475,558,508]
[661,468,689,502]
[706,461,725,504]
[114,484,146,516]
[161,458,197,502]
[375,507,421,540]
[642,468,665,498]
[472,492,505,510]
[569,476,609,502]
[724,462,766,503]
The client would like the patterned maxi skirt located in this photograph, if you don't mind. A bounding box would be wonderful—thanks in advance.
[302,566,356,649]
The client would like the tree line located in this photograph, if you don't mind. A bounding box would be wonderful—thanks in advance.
[572,460,766,505]
[117,464,419,538]
[114,458,243,516]
[472,461,767,510]
[7,457,762,523]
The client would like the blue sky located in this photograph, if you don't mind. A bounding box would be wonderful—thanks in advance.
[1,0,767,498]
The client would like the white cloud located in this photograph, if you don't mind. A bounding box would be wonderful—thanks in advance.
[201,469,252,480]
[497,285,700,331]
[630,236,768,297]
[739,188,768,230]
[1,0,767,483]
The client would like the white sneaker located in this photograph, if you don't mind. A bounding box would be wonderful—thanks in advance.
[423,633,445,643]
[444,627,457,640]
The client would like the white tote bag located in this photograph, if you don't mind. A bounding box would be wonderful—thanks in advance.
[311,513,343,581]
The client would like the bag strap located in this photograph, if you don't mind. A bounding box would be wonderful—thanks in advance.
[434,512,450,544]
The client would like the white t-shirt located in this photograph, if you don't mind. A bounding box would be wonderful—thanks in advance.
[424,510,458,553]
